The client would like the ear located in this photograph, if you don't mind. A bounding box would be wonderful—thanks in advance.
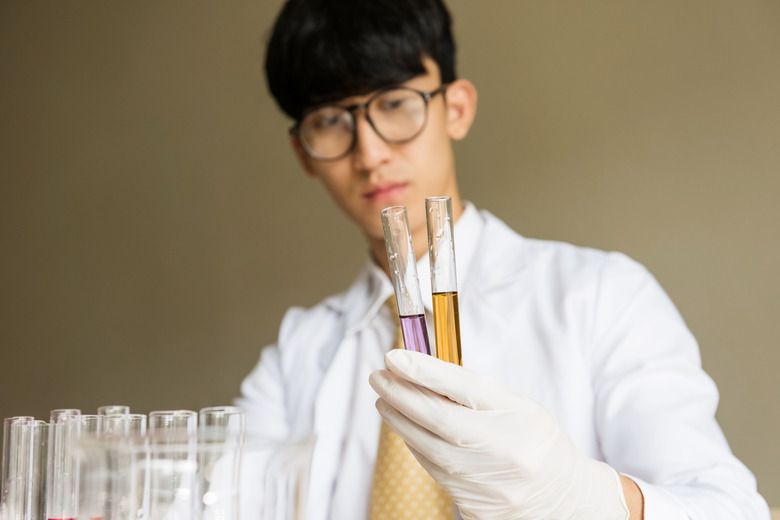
[444,79,478,141]
[289,133,319,178]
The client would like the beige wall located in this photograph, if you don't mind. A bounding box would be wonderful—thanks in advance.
[0,0,777,505]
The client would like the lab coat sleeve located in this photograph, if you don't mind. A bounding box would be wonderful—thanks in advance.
[230,340,288,518]
[234,344,289,441]
[234,307,310,443]
[588,252,769,519]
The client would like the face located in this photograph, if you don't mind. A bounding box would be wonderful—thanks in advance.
[290,57,477,247]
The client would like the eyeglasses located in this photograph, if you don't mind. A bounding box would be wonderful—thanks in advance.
[290,85,448,161]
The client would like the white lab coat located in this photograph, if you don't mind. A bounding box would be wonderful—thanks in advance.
[236,204,769,520]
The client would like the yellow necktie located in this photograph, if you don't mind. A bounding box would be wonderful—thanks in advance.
[369,297,454,520]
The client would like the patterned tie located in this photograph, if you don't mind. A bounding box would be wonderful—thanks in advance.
[368,297,454,519]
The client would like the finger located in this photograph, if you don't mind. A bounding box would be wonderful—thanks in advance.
[404,443,483,501]
[384,349,522,410]
[375,397,468,474]
[370,369,479,446]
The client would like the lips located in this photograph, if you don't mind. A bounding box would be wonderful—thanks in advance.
[363,182,407,202]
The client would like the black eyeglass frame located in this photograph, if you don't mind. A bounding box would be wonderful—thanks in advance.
[289,84,449,161]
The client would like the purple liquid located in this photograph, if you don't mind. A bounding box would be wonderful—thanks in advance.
[399,314,431,355]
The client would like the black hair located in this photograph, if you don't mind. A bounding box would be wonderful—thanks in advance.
[265,0,457,120]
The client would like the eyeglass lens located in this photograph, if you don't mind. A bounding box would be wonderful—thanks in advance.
[298,88,430,160]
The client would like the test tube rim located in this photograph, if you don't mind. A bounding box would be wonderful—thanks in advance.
[97,405,130,416]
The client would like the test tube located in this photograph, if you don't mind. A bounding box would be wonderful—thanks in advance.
[147,411,198,520]
[126,414,147,436]
[3,420,49,520]
[2,416,34,502]
[31,421,49,520]
[3,418,34,520]
[198,407,245,520]
[46,409,82,520]
[97,406,130,417]
[148,410,196,444]
[78,434,106,520]
[81,415,102,438]
[80,415,106,520]
[81,413,139,520]
[426,196,463,366]
[1,417,39,520]
[103,414,147,437]
[381,206,432,355]
[102,415,149,520]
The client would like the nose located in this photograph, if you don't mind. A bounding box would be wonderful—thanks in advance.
[350,111,392,173]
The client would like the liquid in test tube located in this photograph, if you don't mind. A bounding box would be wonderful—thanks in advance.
[381,206,432,355]
[426,196,463,366]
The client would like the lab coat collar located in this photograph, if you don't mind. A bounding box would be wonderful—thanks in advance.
[327,202,486,337]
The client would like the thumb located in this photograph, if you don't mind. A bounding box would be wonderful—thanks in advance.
[384,349,523,411]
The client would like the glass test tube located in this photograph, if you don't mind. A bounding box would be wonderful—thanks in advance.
[2,416,34,502]
[198,407,245,520]
[77,416,104,520]
[381,206,432,355]
[103,414,147,437]
[46,409,82,520]
[99,414,148,520]
[1,417,35,520]
[148,411,198,520]
[97,406,130,417]
[426,197,463,366]
[81,415,102,438]
[2,420,49,520]
[32,421,49,520]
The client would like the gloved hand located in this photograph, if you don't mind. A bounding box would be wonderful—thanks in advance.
[369,349,630,520]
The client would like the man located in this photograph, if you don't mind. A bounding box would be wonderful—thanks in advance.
[236,0,769,518]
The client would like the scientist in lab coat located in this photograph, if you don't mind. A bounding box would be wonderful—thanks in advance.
[235,0,770,518]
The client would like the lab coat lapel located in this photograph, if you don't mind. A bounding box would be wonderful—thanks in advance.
[306,265,388,520]
[459,212,530,372]
[307,333,361,520]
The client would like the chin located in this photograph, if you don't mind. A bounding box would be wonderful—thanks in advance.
[404,205,427,230]
[351,213,384,241]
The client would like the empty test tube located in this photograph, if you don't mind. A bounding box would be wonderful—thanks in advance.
[97,406,130,417]
[148,410,198,520]
[2,416,34,502]
[81,415,102,438]
[2,418,35,520]
[198,407,245,520]
[46,409,82,520]
[98,414,148,520]
[103,414,147,437]
[31,421,48,520]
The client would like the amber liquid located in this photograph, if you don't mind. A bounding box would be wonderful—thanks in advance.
[432,291,463,366]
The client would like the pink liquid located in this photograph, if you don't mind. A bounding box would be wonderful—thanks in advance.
[399,314,431,355]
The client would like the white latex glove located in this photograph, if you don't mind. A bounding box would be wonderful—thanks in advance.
[369,349,630,520]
